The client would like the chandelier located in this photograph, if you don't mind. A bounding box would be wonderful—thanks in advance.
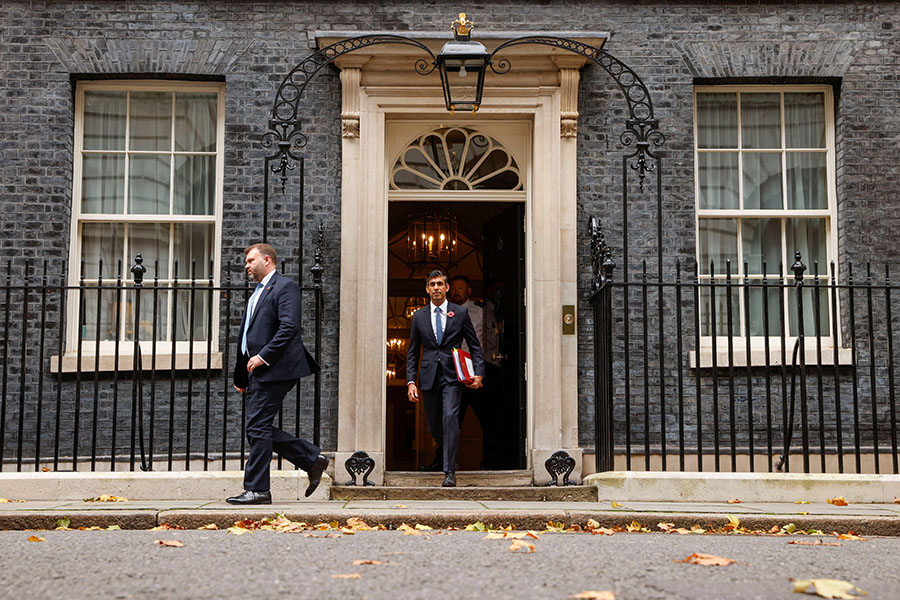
[406,209,458,268]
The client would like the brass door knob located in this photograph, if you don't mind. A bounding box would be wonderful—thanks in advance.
[492,352,508,361]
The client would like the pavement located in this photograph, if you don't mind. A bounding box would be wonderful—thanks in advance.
[3,498,900,535]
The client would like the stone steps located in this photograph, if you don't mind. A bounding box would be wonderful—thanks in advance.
[383,470,535,488]
[331,485,597,502]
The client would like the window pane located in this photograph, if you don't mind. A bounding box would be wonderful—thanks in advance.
[698,152,739,209]
[130,92,172,151]
[786,152,827,209]
[129,156,171,214]
[82,223,123,279]
[740,93,780,149]
[173,223,214,280]
[83,91,126,151]
[747,287,783,337]
[700,285,741,336]
[742,152,783,209]
[174,285,211,342]
[175,93,217,152]
[123,287,168,343]
[788,284,830,337]
[81,154,124,214]
[394,149,441,189]
[174,155,215,215]
[80,284,121,342]
[129,223,170,279]
[698,218,737,275]
[787,218,828,272]
[785,92,826,148]
[741,218,782,275]
[696,93,737,148]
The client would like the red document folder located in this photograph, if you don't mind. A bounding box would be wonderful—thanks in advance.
[452,347,475,383]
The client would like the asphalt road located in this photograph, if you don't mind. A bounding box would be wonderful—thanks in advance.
[0,529,896,600]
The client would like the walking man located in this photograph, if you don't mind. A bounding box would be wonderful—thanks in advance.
[406,270,484,487]
[227,243,328,504]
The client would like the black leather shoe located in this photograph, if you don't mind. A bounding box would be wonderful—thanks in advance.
[305,454,329,497]
[442,472,456,487]
[226,490,271,505]
[419,456,442,472]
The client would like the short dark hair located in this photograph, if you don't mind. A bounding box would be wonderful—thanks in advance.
[244,243,278,264]
[425,269,448,285]
[450,275,471,287]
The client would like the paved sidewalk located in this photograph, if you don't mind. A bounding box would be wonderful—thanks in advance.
[2,498,899,534]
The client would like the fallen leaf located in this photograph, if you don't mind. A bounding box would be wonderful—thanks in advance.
[393,504,408,509]
[154,539,184,547]
[723,515,741,531]
[509,540,536,553]
[332,573,361,579]
[226,526,251,535]
[591,527,616,536]
[798,512,810,515]
[791,578,866,598]
[1,498,25,503]
[727,499,742,504]
[796,500,811,504]
[690,525,707,534]
[569,592,615,600]
[198,523,219,530]
[782,523,798,534]
[546,521,567,532]
[586,518,601,530]
[84,495,128,502]
[610,501,623,508]
[304,532,341,538]
[625,520,648,533]
[106,525,121,531]
[826,497,849,506]
[465,522,487,532]
[894,497,899,504]
[483,532,506,540]
[55,518,71,530]
[352,560,384,565]
[42,467,51,472]
[414,524,433,531]
[27,535,45,542]
[677,552,737,566]
[658,522,676,532]
[833,532,867,541]
[151,523,186,531]
[788,540,842,546]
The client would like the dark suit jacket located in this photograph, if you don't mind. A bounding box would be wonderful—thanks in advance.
[406,302,485,391]
[233,271,319,389]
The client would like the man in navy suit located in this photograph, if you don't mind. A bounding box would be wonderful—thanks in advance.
[227,243,327,504]
[406,270,485,487]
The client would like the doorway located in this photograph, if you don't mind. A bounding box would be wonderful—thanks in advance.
[385,201,526,471]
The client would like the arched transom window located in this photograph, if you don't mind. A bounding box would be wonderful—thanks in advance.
[390,127,523,191]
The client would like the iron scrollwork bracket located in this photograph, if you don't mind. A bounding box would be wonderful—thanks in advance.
[345,451,376,486]
[589,216,616,294]
[544,450,577,486]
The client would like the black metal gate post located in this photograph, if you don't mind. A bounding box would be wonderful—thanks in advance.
[590,217,616,472]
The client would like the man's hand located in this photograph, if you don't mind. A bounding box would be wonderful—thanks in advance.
[407,382,419,403]
[246,354,265,373]
[465,375,483,390]
[233,385,246,393]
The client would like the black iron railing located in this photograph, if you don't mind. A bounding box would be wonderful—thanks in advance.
[0,254,325,472]
[589,217,900,474]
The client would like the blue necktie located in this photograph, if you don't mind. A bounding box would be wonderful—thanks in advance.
[435,307,443,344]
[241,282,264,355]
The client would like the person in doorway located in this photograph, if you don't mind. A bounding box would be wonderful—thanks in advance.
[228,243,328,504]
[448,275,492,467]
[406,270,484,487]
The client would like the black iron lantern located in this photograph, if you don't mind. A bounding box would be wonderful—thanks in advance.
[435,13,491,113]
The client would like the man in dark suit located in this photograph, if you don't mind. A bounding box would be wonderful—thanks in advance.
[406,270,484,487]
[227,243,328,505]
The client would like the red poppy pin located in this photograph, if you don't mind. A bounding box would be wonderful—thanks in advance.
[447,311,455,318]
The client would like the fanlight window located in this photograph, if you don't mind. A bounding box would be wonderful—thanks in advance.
[390,127,522,191]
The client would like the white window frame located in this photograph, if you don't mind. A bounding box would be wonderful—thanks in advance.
[65,80,225,360]
[692,84,843,365]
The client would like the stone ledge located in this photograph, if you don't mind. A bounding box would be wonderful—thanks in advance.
[585,471,900,503]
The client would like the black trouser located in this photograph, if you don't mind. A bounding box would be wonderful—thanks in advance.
[243,377,320,491]
[423,381,463,473]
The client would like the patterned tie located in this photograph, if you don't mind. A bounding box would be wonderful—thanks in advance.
[434,307,443,345]
[241,282,265,355]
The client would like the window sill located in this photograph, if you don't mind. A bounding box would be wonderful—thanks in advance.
[689,347,854,369]
[50,352,224,374]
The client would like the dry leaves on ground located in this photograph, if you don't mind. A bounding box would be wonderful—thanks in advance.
[332,573,361,579]
[827,497,849,506]
[0,498,25,503]
[677,552,738,566]
[508,540,536,553]
[150,523,186,531]
[352,560,385,565]
[483,531,540,541]
[154,539,184,547]
[894,497,900,504]
[27,535,46,542]
[796,500,811,504]
[197,523,218,530]
[393,504,408,508]
[83,495,128,502]
[791,578,867,599]
[569,592,615,600]
[833,532,867,541]
[727,499,742,504]
[610,501,623,508]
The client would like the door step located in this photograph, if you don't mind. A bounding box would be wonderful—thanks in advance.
[331,485,597,502]
[384,470,535,487]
